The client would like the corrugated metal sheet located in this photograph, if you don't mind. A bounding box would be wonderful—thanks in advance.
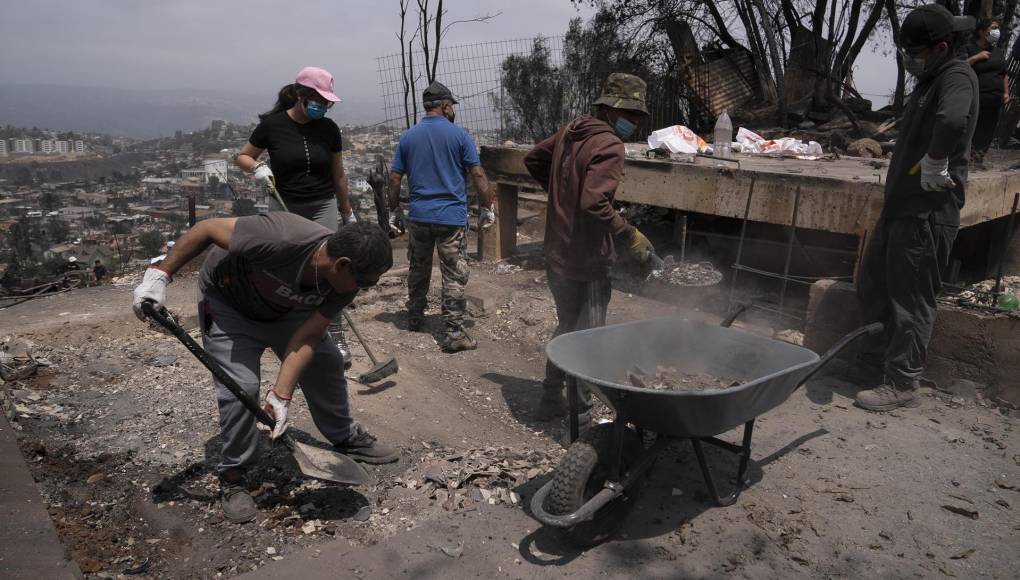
[682,50,759,116]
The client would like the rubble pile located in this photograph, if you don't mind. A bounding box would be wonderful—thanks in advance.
[648,258,723,287]
[627,365,741,392]
[395,441,563,510]
[953,276,1020,309]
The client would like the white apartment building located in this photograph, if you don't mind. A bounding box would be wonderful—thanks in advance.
[0,140,8,156]
[74,140,85,153]
[13,139,34,154]
[40,140,55,154]
[56,140,71,154]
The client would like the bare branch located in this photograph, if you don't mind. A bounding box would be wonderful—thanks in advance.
[441,12,501,38]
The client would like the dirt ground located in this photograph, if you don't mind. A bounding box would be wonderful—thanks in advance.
[2,228,1019,579]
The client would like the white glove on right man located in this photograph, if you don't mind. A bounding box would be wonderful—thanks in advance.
[919,154,955,192]
[131,267,172,321]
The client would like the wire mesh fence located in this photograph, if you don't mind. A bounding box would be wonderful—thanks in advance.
[376,37,706,145]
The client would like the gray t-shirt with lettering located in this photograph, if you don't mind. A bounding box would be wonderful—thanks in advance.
[199,212,353,321]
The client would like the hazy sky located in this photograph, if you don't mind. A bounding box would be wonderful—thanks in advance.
[0,0,898,124]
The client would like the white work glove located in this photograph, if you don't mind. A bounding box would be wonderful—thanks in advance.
[342,210,358,225]
[480,206,496,229]
[919,154,955,192]
[253,163,274,188]
[131,267,171,321]
[261,389,291,440]
[387,214,402,237]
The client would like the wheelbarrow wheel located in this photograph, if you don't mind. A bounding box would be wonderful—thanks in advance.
[544,424,645,547]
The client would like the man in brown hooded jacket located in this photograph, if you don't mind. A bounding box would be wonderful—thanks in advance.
[523,73,656,421]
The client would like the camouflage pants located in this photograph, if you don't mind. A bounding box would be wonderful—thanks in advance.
[406,221,469,333]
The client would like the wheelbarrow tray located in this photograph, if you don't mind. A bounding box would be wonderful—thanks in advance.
[546,317,820,438]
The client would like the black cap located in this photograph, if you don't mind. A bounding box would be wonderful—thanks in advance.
[901,4,975,49]
[422,81,458,104]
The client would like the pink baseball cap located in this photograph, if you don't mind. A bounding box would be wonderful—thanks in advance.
[295,67,341,102]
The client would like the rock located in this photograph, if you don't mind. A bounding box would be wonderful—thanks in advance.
[354,505,372,521]
[938,379,980,400]
[266,547,277,555]
[86,472,105,484]
[847,138,883,159]
[78,557,104,573]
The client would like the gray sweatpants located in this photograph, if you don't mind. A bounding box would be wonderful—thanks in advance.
[268,196,338,231]
[199,292,354,472]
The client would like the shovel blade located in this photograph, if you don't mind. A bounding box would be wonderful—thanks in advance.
[283,436,373,486]
[357,358,399,384]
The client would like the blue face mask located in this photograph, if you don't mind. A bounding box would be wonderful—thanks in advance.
[614,117,637,140]
[305,100,328,120]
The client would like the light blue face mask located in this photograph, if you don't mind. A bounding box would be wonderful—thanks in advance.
[305,100,328,120]
[614,117,637,140]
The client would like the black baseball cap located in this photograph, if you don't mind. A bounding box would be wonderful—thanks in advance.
[422,81,459,104]
[901,4,975,50]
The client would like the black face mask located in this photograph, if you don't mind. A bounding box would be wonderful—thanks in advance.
[444,106,456,123]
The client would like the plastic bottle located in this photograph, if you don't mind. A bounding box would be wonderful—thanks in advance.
[713,110,733,158]
[997,292,1019,310]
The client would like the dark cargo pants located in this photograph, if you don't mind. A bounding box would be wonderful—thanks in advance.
[543,269,612,405]
[406,221,469,334]
[857,216,957,385]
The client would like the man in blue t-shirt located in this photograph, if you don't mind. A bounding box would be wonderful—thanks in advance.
[389,81,495,352]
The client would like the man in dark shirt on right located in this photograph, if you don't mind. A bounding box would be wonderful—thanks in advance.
[855,4,978,411]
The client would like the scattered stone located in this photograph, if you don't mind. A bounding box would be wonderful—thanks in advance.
[847,138,883,159]
[86,472,105,484]
[440,542,464,558]
[266,547,277,555]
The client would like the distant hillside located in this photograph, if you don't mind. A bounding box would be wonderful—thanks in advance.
[0,84,386,140]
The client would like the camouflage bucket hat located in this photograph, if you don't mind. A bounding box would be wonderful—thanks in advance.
[593,73,649,116]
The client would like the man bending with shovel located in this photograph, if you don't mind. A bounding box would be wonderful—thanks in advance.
[131,213,400,524]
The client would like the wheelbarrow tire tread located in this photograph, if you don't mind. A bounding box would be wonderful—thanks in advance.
[544,424,644,547]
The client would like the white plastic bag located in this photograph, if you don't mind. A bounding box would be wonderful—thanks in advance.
[648,125,709,154]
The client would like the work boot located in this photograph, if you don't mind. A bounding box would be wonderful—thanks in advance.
[218,469,256,524]
[335,424,400,464]
[855,378,920,412]
[328,321,352,370]
[534,385,568,421]
[442,330,477,353]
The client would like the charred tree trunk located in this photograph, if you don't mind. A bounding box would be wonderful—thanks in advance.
[886,0,906,111]
[751,0,788,126]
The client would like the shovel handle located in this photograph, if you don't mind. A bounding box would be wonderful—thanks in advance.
[141,301,277,429]
[341,309,379,365]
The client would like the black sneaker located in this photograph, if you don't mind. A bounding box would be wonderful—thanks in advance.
[335,424,400,464]
[218,470,256,524]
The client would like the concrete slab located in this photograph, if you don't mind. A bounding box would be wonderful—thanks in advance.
[0,413,80,580]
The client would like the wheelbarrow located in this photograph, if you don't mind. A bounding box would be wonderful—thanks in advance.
[530,313,882,546]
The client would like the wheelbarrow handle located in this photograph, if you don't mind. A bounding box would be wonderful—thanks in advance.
[140,301,277,429]
[797,322,883,388]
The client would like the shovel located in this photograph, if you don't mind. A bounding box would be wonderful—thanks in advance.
[342,309,399,384]
[141,302,372,486]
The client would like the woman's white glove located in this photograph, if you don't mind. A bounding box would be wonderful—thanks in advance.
[253,164,274,188]
[919,154,955,192]
[342,210,358,225]
[261,389,291,440]
[132,267,171,321]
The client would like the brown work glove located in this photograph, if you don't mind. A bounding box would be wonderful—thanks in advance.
[623,227,655,264]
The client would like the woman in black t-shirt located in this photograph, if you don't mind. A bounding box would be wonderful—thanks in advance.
[236,67,355,229]
[966,18,1010,167]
